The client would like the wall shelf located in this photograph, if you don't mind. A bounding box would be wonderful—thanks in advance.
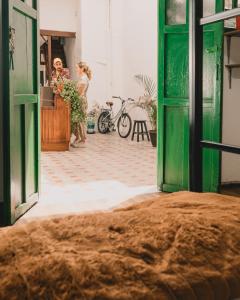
[224,29,240,88]
[224,29,240,36]
[225,64,240,88]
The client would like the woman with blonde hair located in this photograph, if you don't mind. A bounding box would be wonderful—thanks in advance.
[72,62,92,147]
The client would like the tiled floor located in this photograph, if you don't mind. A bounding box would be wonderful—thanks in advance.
[20,132,157,222]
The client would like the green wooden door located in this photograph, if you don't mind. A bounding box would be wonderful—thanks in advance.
[1,0,39,225]
[158,0,224,192]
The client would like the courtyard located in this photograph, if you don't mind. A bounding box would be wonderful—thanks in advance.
[19,132,157,222]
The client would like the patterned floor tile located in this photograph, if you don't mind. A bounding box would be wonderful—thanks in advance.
[20,132,158,221]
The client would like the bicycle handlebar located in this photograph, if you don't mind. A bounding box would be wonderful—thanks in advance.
[112,96,135,102]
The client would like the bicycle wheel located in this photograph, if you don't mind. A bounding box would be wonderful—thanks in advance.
[98,111,110,134]
[117,113,132,138]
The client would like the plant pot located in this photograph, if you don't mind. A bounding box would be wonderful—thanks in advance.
[87,122,96,134]
[149,130,157,147]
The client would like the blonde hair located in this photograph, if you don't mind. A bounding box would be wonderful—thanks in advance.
[78,62,92,80]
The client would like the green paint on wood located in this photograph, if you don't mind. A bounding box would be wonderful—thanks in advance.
[1,0,39,225]
[158,0,224,192]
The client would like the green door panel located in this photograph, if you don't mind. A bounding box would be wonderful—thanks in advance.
[12,11,30,93]
[158,0,223,193]
[163,105,189,192]
[11,104,24,209]
[1,0,40,225]
[25,103,38,198]
[165,33,189,99]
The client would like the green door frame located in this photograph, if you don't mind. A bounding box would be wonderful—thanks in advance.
[0,0,3,224]
[189,1,240,191]
[157,0,192,193]
[0,0,40,226]
[0,0,11,226]
[157,0,224,193]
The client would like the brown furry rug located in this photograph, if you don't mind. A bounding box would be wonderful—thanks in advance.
[1,191,240,300]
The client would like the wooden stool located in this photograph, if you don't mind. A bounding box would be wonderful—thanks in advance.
[131,120,150,142]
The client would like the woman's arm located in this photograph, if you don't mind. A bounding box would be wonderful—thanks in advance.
[78,83,87,97]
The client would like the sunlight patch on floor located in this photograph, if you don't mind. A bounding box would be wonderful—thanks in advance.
[20,180,157,221]
[19,133,157,223]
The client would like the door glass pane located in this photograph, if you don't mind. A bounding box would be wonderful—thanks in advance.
[166,0,186,25]
[225,0,240,9]
[225,0,232,9]
[224,1,239,28]
[22,0,34,8]
[203,0,215,17]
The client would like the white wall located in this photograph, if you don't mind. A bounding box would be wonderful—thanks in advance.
[120,0,158,100]
[64,38,77,80]
[79,0,111,108]
[39,0,158,120]
[78,0,158,115]
[105,0,158,123]
[39,0,79,79]
[110,0,124,99]
[110,0,158,123]
[222,37,240,183]
[39,0,78,32]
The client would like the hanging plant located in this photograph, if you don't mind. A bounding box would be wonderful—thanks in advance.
[53,78,87,128]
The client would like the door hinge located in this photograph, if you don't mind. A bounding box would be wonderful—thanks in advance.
[9,26,15,70]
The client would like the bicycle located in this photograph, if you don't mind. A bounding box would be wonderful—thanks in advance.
[97,96,135,138]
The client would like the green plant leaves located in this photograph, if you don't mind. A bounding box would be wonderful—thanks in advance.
[56,79,87,128]
[134,74,157,99]
[134,74,157,130]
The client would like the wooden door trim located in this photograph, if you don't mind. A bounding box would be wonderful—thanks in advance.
[40,29,76,38]
[1,0,11,226]
[12,0,37,19]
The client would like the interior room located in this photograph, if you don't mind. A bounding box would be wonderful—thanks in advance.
[1,1,240,299]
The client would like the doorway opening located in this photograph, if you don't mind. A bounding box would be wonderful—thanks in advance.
[21,0,159,222]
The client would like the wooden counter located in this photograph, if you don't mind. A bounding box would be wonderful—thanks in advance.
[41,88,70,151]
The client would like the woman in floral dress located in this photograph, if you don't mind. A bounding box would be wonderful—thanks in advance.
[72,62,92,147]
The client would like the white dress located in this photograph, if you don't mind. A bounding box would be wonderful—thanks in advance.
[77,74,89,120]
[78,74,89,97]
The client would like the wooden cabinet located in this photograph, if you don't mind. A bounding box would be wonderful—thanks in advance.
[41,87,70,151]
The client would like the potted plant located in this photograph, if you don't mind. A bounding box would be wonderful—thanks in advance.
[87,103,100,134]
[134,74,157,147]
[148,100,157,147]
[53,78,87,127]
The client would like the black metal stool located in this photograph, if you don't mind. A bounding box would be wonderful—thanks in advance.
[131,120,150,142]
